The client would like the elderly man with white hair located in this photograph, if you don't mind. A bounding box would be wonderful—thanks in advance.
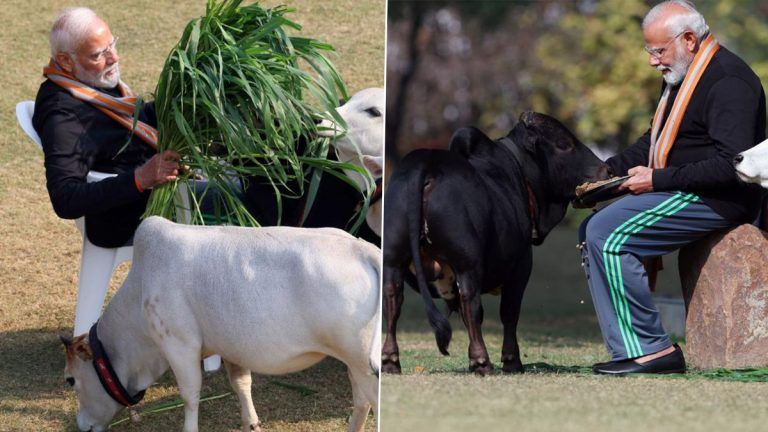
[580,0,766,374]
[33,7,181,248]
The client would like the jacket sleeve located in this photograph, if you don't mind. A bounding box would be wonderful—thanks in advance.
[39,97,146,220]
[652,76,761,191]
[605,129,651,176]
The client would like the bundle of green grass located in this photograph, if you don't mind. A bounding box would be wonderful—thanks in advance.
[145,0,365,227]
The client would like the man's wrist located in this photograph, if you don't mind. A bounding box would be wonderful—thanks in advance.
[134,171,145,193]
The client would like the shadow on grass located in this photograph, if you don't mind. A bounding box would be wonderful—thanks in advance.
[390,360,768,383]
[0,329,370,430]
[524,362,768,382]
[0,328,77,427]
[0,329,72,399]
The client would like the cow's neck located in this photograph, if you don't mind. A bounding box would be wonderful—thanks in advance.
[499,137,568,245]
[96,276,169,399]
[497,138,542,241]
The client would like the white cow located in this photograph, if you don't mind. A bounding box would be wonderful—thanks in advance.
[735,138,768,188]
[62,216,380,432]
[319,87,384,236]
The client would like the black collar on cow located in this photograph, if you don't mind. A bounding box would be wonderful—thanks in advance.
[370,177,383,206]
[498,137,542,242]
[88,322,146,407]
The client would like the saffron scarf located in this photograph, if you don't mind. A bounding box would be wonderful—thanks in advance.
[43,60,158,149]
[648,33,720,168]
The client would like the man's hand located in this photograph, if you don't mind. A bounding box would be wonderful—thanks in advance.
[619,165,654,194]
[134,150,181,191]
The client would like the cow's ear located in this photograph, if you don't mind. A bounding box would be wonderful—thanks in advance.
[72,334,93,361]
[522,131,538,153]
[362,155,383,178]
[510,120,536,154]
[450,127,494,158]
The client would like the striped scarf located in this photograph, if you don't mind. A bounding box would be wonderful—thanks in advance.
[648,33,719,169]
[43,60,158,149]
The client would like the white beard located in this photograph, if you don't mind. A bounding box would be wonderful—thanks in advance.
[74,62,121,89]
[658,41,694,86]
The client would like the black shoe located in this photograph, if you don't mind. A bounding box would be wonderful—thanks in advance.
[591,360,613,369]
[592,344,686,375]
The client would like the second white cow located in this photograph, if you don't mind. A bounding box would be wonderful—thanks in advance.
[734,138,768,188]
[319,87,384,236]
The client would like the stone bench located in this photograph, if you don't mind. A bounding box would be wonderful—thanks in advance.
[678,224,768,369]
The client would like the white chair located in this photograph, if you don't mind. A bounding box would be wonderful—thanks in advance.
[17,101,221,371]
[17,101,134,336]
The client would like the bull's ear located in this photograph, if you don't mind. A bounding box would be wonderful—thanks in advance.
[523,132,537,153]
[449,127,494,158]
[72,334,93,361]
[510,120,536,154]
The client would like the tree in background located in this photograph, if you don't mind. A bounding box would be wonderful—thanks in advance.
[387,0,768,161]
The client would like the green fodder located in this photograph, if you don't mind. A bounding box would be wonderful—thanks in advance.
[146,0,372,228]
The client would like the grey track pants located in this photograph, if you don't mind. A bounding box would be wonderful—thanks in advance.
[580,191,733,361]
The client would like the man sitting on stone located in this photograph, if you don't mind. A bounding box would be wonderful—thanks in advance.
[581,0,765,374]
[33,7,180,248]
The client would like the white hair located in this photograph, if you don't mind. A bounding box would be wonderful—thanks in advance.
[49,7,100,56]
[642,1,709,40]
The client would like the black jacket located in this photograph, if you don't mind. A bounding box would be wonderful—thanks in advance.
[32,79,157,247]
[607,47,766,223]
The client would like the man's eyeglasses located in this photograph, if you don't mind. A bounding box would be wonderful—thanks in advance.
[644,31,685,60]
[71,37,119,62]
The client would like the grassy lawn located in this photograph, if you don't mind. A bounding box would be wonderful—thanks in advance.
[0,1,383,431]
[380,225,768,432]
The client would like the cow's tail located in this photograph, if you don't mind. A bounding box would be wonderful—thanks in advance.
[407,160,452,356]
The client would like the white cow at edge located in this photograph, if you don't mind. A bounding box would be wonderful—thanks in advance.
[735,138,768,188]
[320,87,384,236]
[62,216,380,432]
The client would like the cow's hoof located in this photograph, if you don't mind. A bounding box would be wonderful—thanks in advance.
[502,360,524,374]
[382,360,402,374]
[469,359,494,376]
[246,422,262,432]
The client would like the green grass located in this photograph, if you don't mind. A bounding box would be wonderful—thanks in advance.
[0,1,383,431]
[380,225,768,432]
[147,0,367,227]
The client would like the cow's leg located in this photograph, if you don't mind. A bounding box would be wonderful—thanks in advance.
[499,250,533,373]
[346,366,376,432]
[223,360,261,432]
[382,265,404,373]
[457,270,492,375]
[163,344,203,432]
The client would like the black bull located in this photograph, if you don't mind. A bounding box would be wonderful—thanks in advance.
[382,111,610,375]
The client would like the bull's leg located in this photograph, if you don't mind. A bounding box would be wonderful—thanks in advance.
[457,271,492,375]
[500,252,532,373]
[382,265,404,373]
[163,344,203,432]
[223,360,261,432]
[346,366,377,432]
